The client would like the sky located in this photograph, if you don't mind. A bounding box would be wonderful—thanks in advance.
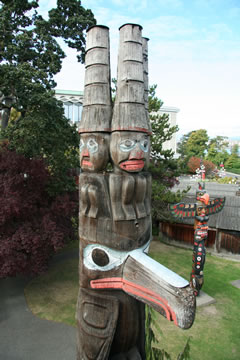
[40,0,240,140]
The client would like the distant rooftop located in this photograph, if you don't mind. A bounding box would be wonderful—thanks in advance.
[55,89,83,96]
[159,106,180,113]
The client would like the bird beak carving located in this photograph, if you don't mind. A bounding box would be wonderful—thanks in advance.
[84,244,196,330]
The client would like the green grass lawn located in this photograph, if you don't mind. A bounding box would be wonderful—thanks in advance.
[25,240,240,360]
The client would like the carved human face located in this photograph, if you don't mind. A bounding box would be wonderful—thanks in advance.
[196,205,206,217]
[110,131,150,173]
[80,133,110,172]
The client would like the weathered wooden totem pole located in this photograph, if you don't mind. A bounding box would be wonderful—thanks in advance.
[170,183,225,296]
[77,24,196,360]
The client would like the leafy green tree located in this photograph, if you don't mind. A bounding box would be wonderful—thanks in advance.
[0,0,95,194]
[176,131,194,172]
[149,85,189,225]
[185,129,209,158]
[0,0,95,129]
[4,95,79,195]
[206,136,229,165]
[225,144,240,170]
[231,144,239,155]
[177,131,193,158]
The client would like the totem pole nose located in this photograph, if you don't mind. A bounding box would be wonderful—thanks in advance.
[82,148,90,157]
[129,146,144,160]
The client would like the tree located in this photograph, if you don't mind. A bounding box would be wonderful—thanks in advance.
[0,0,96,194]
[0,1,95,277]
[177,131,194,158]
[0,0,96,129]
[225,144,240,170]
[206,136,229,165]
[177,131,194,172]
[187,156,215,176]
[4,95,80,195]
[0,144,78,278]
[185,129,209,158]
[149,85,189,224]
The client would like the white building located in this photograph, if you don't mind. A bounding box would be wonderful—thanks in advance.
[55,90,179,155]
[55,89,83,126]
[158,106,179,155]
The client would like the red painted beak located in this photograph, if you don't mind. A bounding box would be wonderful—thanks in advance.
[90,251,196,329]
[200,193,209,205]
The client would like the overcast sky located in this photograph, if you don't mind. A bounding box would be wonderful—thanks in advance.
[40,0,240,140]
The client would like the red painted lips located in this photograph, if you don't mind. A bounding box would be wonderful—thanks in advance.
[120,160,144,171]
[82,159,93,167]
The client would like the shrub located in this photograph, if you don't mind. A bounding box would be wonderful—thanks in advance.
[187,157,216,176]
[0,144,78,278]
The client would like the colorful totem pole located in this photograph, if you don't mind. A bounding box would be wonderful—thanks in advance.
[77,24,196,360]
[170,183,225,296]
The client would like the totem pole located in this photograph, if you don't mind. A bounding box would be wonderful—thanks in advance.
[77,24,196,360]
[170,183,225,296]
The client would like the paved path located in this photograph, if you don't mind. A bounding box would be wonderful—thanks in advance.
[0,264,76,359]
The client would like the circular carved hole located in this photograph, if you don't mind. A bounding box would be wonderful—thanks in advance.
[92,249,110,267]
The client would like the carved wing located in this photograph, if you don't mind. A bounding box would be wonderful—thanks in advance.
[169,203,197,219]
[206,197,225,215]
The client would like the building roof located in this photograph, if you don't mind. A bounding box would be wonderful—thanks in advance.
[55,89,83,104]
[159,106,180,113]
[55,89,83,96]
[172,180,240,232]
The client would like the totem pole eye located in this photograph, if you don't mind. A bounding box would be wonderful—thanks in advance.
[80,139,84,152]
[119,139,136,152]
[87,138,98,153]
[140,139,149,152]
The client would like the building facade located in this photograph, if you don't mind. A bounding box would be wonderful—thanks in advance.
[55,90,179,155]
[158,106,179,155]
[55,89,83,126]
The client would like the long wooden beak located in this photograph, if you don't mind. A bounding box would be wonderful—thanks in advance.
[90,249,196,329]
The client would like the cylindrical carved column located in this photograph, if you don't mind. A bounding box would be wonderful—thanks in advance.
[79,25,112,134]
[77,23,196,360]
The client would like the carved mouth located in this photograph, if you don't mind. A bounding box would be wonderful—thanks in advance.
[82,159,93,167]
[120,160,145,171]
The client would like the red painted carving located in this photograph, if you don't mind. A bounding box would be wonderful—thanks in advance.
[77,23,196,360]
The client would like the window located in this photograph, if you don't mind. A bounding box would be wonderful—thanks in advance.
[63,102,82,123]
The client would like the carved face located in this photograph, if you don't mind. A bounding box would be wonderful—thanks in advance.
[110,131,150,172]
[196,205,206,217]
[196,190,206,202]
[80,133,110,172]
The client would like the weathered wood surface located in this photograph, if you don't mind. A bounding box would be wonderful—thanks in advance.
[112,24,150,134]
[79,25,111,133]
[77,23,196,360]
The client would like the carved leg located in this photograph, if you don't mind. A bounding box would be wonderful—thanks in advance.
[144,174,152,216]
[135,175,147,219]
[80,184,89,216]
[76,288,119,360]
[122,176,136,220]
[88,184,99,218]
[109,174,126,221]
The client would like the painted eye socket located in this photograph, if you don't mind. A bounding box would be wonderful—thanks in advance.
[80,139,84,152]
[87,138,98,153]
[119,139,136,152]
[140,138,149,152]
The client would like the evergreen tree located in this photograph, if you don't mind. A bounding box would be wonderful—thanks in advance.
[149,85,188,225]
